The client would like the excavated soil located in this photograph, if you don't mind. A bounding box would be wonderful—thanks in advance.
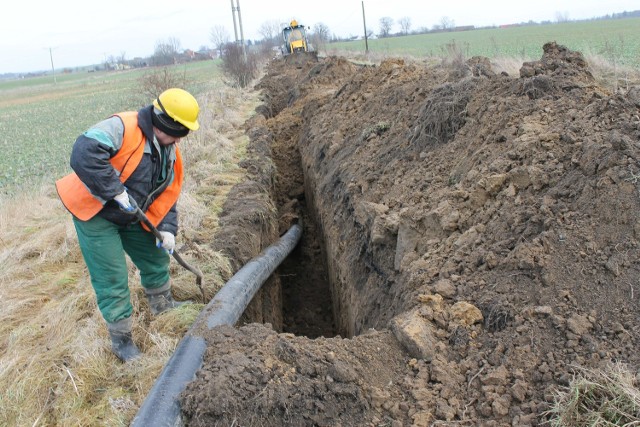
[180,44,640,426]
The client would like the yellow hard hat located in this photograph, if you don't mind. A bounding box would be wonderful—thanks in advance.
[153,88,200,131]
[290,19,298,27]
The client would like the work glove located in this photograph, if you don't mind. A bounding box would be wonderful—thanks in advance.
[156,231,175,254]
[113,189,136,213]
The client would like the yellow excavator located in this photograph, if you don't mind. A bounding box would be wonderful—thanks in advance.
[282,19,309,55]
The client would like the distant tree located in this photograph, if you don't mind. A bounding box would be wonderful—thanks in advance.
[138,67,188,102]
[313,22,330,42]
[310,22,330,51]
[379,17,394,37]
[555,11,570,23]
[105,55,116,70]
[440,16,455,31]
[152,38,181,66]
[258,19,282,47]
[117,51,127,66]
[210,25,230,57]
[398,16,412,35]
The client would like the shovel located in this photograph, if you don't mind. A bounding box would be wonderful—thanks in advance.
[133,207,206,302]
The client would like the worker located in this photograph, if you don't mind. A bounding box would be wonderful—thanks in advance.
[55,88,200,362]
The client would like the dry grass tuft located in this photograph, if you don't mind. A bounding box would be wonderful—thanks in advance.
[544,362,640,426]
[0,81,261,425]
[584,53,640,93]
[491,56,526,76]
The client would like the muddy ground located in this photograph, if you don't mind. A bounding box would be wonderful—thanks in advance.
[179,43,640,426]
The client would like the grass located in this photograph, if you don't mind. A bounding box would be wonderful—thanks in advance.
[0,60,223,195]
[0,59,260,426]
[545,363,640,426]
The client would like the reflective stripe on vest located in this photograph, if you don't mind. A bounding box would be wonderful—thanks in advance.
[55,112,183,228]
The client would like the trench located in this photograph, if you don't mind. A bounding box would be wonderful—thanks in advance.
[269,118,338,339]
[278,204,336,338]
[263,115,401,340]
[251,58,409,342]
[259,68,401,340]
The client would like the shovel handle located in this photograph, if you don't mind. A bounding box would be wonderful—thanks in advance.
[134,207,206,300]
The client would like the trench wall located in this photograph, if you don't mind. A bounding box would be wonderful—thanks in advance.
[211,114,283,329]
[298,98,404,338]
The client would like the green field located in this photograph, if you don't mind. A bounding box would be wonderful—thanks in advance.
[329,17,640,67]
[0,60,222,195]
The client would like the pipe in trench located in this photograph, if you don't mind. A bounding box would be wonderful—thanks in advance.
[131,223,303,427]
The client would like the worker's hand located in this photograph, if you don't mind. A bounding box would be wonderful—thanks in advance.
[114,189,136,213]
[156,231,175,254]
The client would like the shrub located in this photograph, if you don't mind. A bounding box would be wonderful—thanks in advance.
[138,67,189,102]
[221,43,258,88]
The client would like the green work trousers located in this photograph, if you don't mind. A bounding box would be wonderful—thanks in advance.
[73,215,170,323]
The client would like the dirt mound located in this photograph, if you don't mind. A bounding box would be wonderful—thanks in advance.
[181,324,408,427]
[181,47,640,426]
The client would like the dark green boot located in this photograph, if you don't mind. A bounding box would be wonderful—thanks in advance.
[144,281,188,316]
[107,317,141,362]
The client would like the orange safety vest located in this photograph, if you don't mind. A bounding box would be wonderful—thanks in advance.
[55,112,183,229]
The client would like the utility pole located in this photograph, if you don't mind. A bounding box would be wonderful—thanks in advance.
[46,47,58,84]
[235,0,247,60]
[362,1,369,53]
[230,0,239,44]
[49,47,56,84]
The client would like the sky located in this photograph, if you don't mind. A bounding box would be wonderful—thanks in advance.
[1,0,638,74]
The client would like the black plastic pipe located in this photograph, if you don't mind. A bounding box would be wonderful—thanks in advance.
[131,223,302,427]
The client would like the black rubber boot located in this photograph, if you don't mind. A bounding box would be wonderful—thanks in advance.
[107,317,141,362]
[144,281,188,316]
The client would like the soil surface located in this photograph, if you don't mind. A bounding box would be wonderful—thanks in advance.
[180,44,640,426]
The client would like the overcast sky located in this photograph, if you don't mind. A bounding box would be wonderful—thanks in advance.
[1,0,637,74]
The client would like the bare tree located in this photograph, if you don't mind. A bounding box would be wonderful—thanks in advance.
[258,19,282,47]
[440,16,455,31]
[104,55,116,70]
[117,51,127,66]
[555,11,570,23]
[313,22,330,42]
[152,38,181,66]
[310,22,330,51]
[210,25,230,57]
[398,17,411,35]
[379,17,394,38]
